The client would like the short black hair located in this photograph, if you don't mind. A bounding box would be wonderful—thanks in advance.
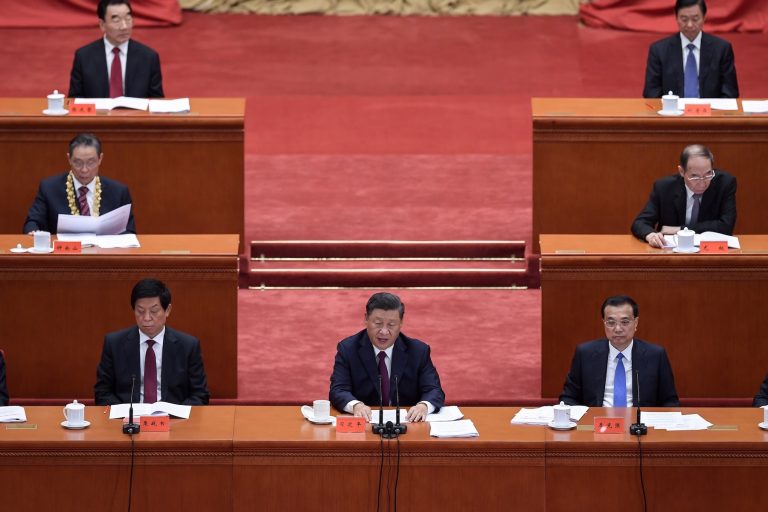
[675,0,707,16]
[366,292,405,319]
[69,133,102,156]
[679,144,714,170]
[98,0,132,20]
[131,278,171,310]
[601,295,638,319]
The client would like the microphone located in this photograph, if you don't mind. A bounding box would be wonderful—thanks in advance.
[392,375,407,436]
[122,374,140,435]
[372,374,386,436]
[629,369,647,436]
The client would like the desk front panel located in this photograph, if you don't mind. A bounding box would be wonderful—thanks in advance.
[540,234,768,399]
[0,234,239,399]
[532,98,768,251]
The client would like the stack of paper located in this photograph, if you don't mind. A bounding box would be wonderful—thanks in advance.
[430,419,479,438]
[110,402,191,419]
[641,411,712,431]
[511,405,589,426]
[742,100,768,114]
[0,406,27,423]
[426,405,464,422]
[57,203,132,236]
[74,97,150,111]
[678,98,739,111]
[56,233,140,249]
[148,98,191,113]
[663,231,740,249]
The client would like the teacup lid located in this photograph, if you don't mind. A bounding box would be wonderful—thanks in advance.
[48,89,65,99]
[66,399,84,409]
[678,227,695,235]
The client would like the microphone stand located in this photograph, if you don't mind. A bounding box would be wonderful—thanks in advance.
[372,374,387,436]
[123,374,140,435]
[392,375,406,436]
[630,370,647,436]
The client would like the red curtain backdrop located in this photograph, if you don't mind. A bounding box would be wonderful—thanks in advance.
[1,0,182,28]
[580,0,768,33]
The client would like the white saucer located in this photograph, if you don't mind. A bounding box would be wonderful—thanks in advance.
[10,246,28,253]
[28,247,54,254]
[61,420,90,430]
[42,109,69,116]
[306,416,334,425]
[673,246,700,253]
[759,422,768,431]
[658,109,684,117]
[548,420,577,431]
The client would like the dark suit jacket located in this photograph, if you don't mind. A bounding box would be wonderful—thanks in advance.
[23,172,136,234]
[631,171,736,241]
[643,32,739,98]
[752,374,768,407]
[0,352,8,407]
[329,329,445,412]
[94,326,210,406]
[559,338,679,407]
[68,38,164,98]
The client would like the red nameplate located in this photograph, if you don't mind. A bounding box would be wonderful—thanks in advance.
[69,103,96,116]
[140,415,170,432]
[700,241,728,254]
[593,417,625,434]
[54,240,82,253]
[335,416,366,433]
[684,104,711,116]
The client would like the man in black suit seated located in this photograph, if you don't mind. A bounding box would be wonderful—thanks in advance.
[560,295,679,407]
[632,144,736,248]
[95,279,210,405]
[0,351,8,406]
[643,0,738,98]
[69,0,164,98]
[23,133,135,234]
[329,292,445,422]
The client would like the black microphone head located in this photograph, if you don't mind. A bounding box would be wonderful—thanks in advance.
[385,421,393,429]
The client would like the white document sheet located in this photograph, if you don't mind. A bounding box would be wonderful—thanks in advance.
[426,405,464,422]
[430,419,479,438]
[678,98,738,111]
[663,231,740,249]
[109,401,191,419]
[0,406,27,422]
[148,98,191,113]
[57,203,132,235]
[742,100,768,114]
[663,414,713,431]
[56,233,140,249]
[641,411,712,431]
[511,405,588,426]
[73,96,149,111]
[369,409,409,424]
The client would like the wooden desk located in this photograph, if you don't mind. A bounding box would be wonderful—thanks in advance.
[0,98,244,245]
[233,406,545,511]
[532,98,768,251]
[0,406,235,511]
[546,407,768,511]
[540,234,768,399]
[0,234,239,399]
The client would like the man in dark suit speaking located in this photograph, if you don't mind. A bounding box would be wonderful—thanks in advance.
[632,144,736,248]
[560,295,679,408]
[330,292,445,422]
[643,0,738,98]
[69,0,164,98]
[95,279,210,405]
[23,133,135,234]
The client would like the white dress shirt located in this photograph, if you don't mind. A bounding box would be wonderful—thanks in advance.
[680,32,702,75]
[104,36,128,94]
[602,340,633,407]
[139,327,164,403]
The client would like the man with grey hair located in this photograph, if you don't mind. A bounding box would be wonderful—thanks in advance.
[631,144,736,248]
[329,292,445,422]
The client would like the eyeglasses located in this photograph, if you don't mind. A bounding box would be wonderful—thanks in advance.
[684,170,716,182]
[70,159,99,170]
[604,319,635,329]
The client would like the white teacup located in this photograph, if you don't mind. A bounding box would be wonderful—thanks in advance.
[662,91,679,112]
[33,231,51,252]
[47,90,66,112]
[302,399,331,420]
[63,400,85,426]
[553,401,571,427]
[676,228,696,251]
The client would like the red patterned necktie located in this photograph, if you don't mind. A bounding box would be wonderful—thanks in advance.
[109,47,123,98]
[78,186,90,216]
[144,340,157,403]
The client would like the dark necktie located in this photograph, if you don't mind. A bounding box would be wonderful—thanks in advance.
[690,193,702,225]
[78,186,90,216]
[614,353,627,407]
[378,351,390,406]
[144,340,157,403]
[110,47,123,98]
[684,43,699,98]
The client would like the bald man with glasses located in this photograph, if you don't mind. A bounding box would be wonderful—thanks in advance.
[632,144,736,248]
